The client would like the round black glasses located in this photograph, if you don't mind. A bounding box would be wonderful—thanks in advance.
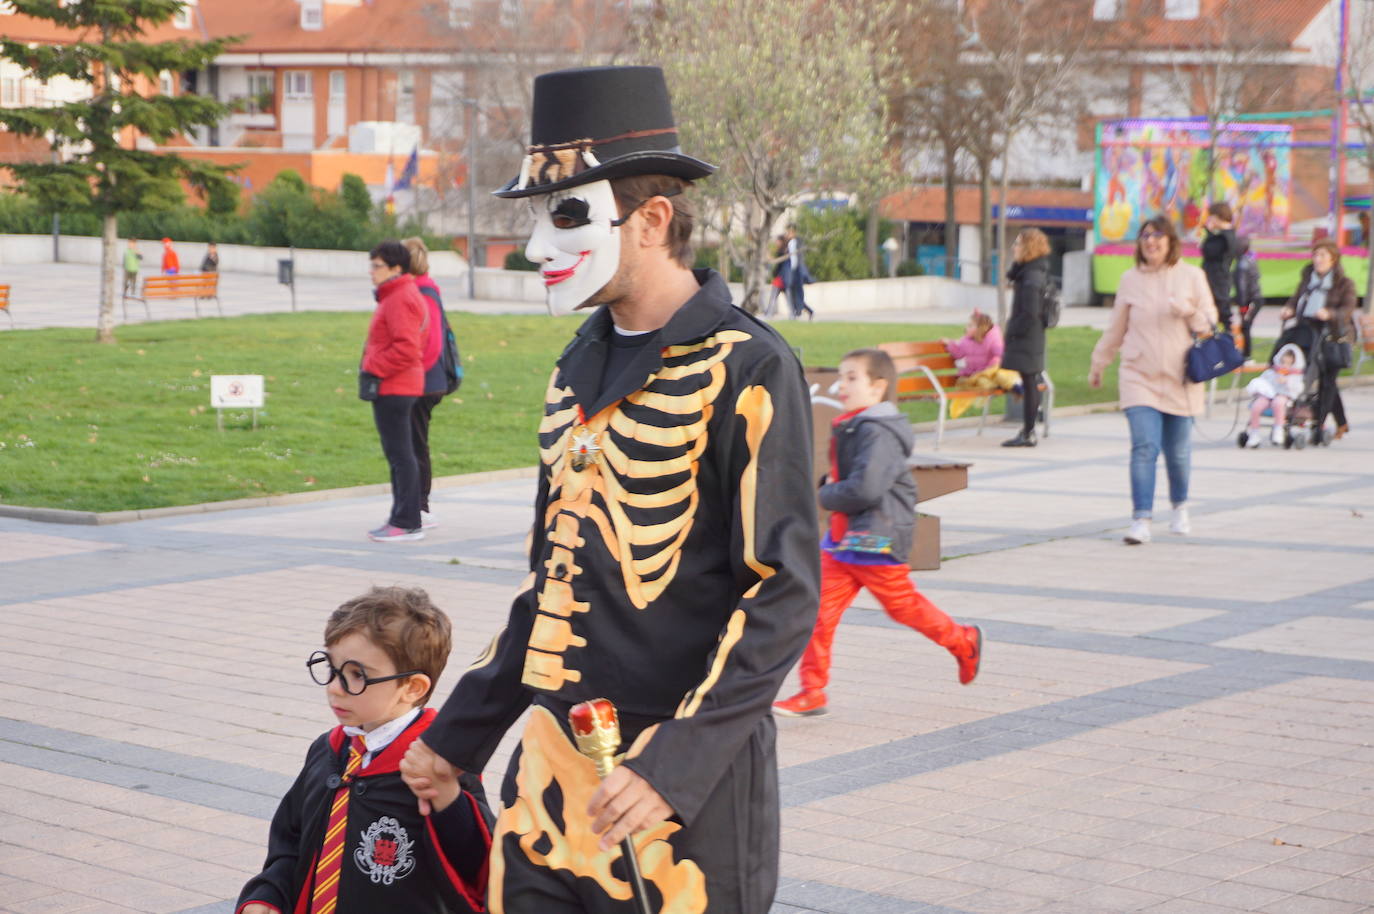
[306,650,422,695]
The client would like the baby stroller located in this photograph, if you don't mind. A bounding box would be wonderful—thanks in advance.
[1255,318,1330,448]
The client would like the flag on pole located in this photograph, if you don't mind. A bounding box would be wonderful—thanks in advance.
[384,160,395,196]
[394,146,419,191]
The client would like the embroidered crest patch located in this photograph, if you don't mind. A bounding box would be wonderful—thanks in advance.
[353,816,416,885]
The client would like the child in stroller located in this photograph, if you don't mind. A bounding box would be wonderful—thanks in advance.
[1239,342,1305,448]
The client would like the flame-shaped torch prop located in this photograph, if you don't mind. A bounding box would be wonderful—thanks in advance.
[569,698,653,914]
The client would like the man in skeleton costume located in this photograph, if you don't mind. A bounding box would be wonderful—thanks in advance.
[402,66,820,913]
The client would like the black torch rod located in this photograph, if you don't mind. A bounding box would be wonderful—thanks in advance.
[621,835,653,914]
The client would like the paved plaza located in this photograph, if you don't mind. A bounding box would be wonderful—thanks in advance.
[2,374,1373,913]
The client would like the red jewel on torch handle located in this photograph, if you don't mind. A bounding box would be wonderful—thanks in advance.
[569,699,654,914]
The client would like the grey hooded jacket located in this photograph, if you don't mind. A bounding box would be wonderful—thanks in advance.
[819,401,917,561]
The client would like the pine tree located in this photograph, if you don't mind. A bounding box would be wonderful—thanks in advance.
[0,1,240,342]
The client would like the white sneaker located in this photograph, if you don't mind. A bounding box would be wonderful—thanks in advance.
[1246,431,1263,448]
[1270,426,1286,447]
[1170,506,1190,536]
[1124,518,1151,544]
[421,510,439,529]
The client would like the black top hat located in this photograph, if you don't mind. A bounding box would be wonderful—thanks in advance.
[493,65,716,199]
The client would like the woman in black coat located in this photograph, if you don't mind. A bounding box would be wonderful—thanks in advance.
[1276,239,1357,443]
[1001,228,1051,447]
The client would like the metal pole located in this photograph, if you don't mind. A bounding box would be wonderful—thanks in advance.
[466,98,477,300]
[51,144,60,261]
[1329,0,1351,238]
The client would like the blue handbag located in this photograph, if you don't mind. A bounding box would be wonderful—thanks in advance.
[1186,332,1245,383]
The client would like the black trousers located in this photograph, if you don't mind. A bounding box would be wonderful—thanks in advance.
[1317,367,1346,431]
[787,278,813,319]
[1020,371,1041,435]
[372,394,421,529]
[410,393,444,512]
[488,702,780,914]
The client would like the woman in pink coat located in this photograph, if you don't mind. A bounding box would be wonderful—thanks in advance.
[1090,216,1218,546]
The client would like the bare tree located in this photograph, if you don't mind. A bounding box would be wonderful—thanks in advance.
[1341,0,1374,311]
[423,0,639,243]
[1158,0,1295,210]
[965,0,1098,322]
[646,0,900,312]
[894,2,979,279]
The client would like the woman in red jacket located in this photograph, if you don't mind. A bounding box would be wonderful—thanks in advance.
[362,240,428,541]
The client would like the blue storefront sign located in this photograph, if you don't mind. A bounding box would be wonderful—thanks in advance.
[992,205,1093,223]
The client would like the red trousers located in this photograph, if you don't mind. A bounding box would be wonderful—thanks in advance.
[799,552,968,693]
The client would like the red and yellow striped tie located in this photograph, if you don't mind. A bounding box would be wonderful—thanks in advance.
[311,737,365,914]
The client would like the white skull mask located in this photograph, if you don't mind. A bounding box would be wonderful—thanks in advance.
[523,180,622,316]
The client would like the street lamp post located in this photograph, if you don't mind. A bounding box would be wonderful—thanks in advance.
[461,97,478,300]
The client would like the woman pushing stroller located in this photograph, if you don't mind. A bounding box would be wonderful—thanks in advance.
[1272,239,1357,444]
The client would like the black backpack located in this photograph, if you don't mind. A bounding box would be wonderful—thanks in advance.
[419,286,464,396]
[1040,277,1063,329]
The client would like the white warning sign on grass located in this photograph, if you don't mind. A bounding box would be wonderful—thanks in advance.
[211,375,264,409]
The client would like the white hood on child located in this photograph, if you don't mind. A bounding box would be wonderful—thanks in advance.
[1272,343,1306,374]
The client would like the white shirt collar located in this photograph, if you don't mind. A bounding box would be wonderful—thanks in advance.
[343,707,422,767]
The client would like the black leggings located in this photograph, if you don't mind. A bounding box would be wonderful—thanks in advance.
[372,394,421,529]
[409,393,444,512]
[1020,371,1041,435]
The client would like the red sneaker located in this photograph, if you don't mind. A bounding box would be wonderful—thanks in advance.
[957,626,982,685]
[773,690,828,717]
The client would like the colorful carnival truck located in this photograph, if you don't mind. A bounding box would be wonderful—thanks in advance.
[1091,118,1369,304]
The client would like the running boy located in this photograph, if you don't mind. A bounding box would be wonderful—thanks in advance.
[237,586,492,914]
[774,349,982,718]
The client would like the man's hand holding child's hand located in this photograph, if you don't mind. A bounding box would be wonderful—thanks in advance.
[400,737,461,815]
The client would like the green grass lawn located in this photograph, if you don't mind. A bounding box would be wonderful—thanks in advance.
[1,312,1125,512]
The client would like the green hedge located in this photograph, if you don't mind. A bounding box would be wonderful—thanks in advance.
[0,171,455,253]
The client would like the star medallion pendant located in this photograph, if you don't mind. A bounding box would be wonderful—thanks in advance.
[569,426,601,472]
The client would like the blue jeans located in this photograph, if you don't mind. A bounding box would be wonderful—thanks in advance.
[1124,406,1191,519]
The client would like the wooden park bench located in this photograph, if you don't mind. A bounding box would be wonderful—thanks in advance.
[877,340,1053,448]
[0,284,11,327]
[123,272,221,320]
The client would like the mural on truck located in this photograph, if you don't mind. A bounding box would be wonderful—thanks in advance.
[1095,119,1292,243]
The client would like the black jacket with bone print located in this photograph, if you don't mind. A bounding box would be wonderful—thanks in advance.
[427,270,821,825]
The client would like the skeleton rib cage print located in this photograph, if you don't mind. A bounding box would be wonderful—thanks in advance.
[522,330,751,695]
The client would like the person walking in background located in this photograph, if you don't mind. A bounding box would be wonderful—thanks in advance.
[784,224,814,320]
[122,238,142,296]
[1232,235,1262,360]
[200,241,219,273]
[764,234,788,318]
[1001,228,1052,447]
[1276,239,1356,442]
[361,240,428,543]
[774,348,981,719]
[1090,216,1217,545]
[1200,202,1238,332]
[402,236,453,529]
[160,237,179,275]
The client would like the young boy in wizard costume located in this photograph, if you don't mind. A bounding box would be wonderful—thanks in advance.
[237,587,493,914]
[401,66,821,913]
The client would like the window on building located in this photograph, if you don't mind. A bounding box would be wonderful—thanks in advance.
[0,1,15,14]
[330,71,345,99]
[447,0,473,28]
[301,0,323,30]
[1164,0,1200,19]
[173,4,193,28]
[284,71,312,100]
[429,72,464,139]
[245,70,275,114]
[1,78,16,105]
[1092,0,1123,19]
[499,0,520,28]
[159,70,175,96]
